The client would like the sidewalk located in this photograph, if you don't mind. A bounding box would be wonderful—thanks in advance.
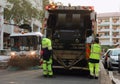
[100,60,120,84]
[99,61,112,84]
[0,55,10,68]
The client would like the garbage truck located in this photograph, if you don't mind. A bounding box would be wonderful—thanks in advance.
[42,3,97,70]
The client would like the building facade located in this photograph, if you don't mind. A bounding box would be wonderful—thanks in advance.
[97,12,120,46]
[0,0,43,51]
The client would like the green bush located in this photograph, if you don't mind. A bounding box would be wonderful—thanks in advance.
[8,56,40,70]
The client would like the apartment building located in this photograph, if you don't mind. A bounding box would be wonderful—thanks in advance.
[0,0,43,51]
[97,12,120,46]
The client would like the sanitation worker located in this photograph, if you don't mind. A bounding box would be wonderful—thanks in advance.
[89,38,101,79]
[41,37,53,77]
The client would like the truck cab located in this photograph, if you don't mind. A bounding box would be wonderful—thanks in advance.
[10,32,43,58]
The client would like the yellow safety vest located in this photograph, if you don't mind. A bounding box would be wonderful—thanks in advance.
[42,38,52,50]
[90,44,101,60]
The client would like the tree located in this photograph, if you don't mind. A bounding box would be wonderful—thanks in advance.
[42,0,49,19]
[43,0,49,10]
[4,0,43,24]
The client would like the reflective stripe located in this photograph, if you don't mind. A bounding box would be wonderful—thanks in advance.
[43,61,47,63]
[47,63,51,65]
[43,70,48,75]
[91,52,100,54]
[48,71,53,75]
[42,46,47,48]
[48,47,52,50]
[43,70,47,71]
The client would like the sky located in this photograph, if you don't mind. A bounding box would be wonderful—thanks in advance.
[53,0,120,13]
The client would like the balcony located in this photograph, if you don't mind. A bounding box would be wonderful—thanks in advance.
[98,22,110,26]
[100,42,111,45]
[99,35,110,38]
[112,35,120,38]
[112,21,120,25]
[112,29,120,32]
[100,28,110,32]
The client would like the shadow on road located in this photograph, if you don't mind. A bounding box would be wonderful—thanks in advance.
[53,69,90,78]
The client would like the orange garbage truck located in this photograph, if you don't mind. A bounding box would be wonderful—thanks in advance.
[42,3,97,70]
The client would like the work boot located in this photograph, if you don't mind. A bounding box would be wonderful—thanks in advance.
[48,75,55,78]
[95,76,98,79]
[89,75,94,79]
[43,75,48,77]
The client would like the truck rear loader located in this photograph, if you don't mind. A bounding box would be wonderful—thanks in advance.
[43,3,97,70]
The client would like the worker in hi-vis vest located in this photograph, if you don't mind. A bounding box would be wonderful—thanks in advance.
[89,38,101,79]
[41,37,53,77]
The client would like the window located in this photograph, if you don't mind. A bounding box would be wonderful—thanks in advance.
[112,50,120,56]
[112,17,119,23]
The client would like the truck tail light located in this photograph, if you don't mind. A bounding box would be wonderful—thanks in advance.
[45,5,50,10]
[89,6,94,11]
[51,5,56,9]
[45,2,57,10]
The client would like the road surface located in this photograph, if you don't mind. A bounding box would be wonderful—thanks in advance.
[0,69,99,84]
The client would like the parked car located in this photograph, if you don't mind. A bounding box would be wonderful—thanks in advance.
[102,48,120,70]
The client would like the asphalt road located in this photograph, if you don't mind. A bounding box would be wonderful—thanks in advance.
[0,69,99,84]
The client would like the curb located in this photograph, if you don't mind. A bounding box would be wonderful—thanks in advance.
[109,71,120,84]
[99,61,112,84]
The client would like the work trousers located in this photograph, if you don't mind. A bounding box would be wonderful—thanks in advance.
[89,62,99,77]
[42,58,53,76]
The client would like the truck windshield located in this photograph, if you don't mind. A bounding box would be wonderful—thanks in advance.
[10,36,38,51]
